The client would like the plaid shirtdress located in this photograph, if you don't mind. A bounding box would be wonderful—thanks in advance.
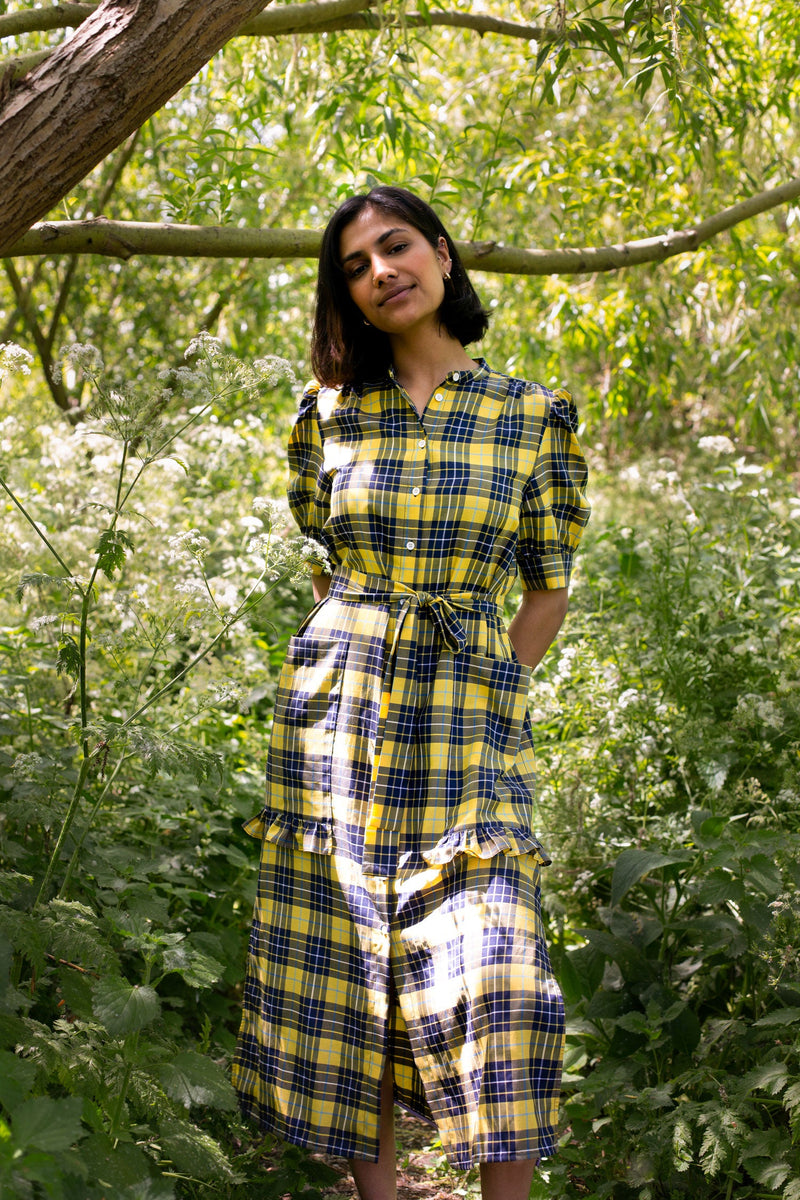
[233,361,591,1168]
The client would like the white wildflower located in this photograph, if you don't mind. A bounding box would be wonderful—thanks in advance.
[59,342,104,379]
[0,343,33,381]
[167,530,211,563]
[301,537,332,571]
[698,435,735,455]
[252,496,283,517]
[185,333,223,361]
[208,679,244,705]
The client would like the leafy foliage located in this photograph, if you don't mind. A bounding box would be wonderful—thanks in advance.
[529,455,800,1199]
[1,3,799,1193]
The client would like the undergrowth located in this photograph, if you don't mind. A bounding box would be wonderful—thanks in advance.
[1,344,799,1197]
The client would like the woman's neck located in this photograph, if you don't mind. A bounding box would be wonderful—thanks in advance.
[390,325,476,409]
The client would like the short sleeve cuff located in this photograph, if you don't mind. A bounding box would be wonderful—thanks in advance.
[518,549,573,592]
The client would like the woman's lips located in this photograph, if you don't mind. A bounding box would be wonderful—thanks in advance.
[379,284,414,306]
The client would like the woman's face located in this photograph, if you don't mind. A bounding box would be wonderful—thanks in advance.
[338,205,451,338]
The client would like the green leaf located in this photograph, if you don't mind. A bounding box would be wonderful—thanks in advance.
[96,529,135,579]
[12,1096,85,1152]
[611,848,692,907]
[695,869,745,905]
[160,943,225,989]
[0,1050,36,1111]
[16,573,75,601]
[92,976,160,1036]
[742,1061,789,1096]
[56,635,82,679]
[158,1051,238,1110]
[159,1115,238,1182]
[80,1133,174,1196]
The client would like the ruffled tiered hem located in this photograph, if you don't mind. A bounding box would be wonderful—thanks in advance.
[243,810,549,867]
[421,823,550,866]
[243,808,333,853]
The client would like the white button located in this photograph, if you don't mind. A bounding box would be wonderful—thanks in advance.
[452,372,460,381]
[434,391,444,401]
[411,487,421,496]
[418,438,426,448]
[406,540,415,550]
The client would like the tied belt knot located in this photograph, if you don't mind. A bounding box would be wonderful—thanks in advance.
[329,571,499,654]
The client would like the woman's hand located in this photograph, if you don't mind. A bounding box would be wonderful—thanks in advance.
[507,587,569,669]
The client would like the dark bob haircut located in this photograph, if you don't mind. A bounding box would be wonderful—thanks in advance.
[311,186,490,388]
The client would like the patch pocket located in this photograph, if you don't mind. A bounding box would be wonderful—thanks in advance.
[459,653,532,768]
[266,634,347,819]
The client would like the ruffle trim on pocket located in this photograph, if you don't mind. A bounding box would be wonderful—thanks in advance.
[242,808,334,854]
[421,823,551,866]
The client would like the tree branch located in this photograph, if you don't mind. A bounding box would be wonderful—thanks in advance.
[7,176,800,276]
[2,259,74,413]
[0,0,276,256]
[0,4,97,39]
[0,1,616,80]
[0,0,604,44]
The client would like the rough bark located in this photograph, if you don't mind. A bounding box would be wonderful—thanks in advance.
[0,0,273,257]
[8,175,800,276]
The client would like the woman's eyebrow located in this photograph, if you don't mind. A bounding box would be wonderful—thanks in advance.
[341,226,408,265]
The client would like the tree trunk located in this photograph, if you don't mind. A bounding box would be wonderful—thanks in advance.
[0,0,271,256]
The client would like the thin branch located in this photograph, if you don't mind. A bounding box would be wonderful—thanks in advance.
[0,1,619,79]
[45,255,78,356]
[83,128,141,217]
[1,259,75,411]
[0,0,593,43]
[0,4,96,38]
[7,175,800,276]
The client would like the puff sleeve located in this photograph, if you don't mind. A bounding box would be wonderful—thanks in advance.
[516,388,591,591]
[286,382,339,574]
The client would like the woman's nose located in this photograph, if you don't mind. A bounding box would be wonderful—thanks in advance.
[371,256,397,284]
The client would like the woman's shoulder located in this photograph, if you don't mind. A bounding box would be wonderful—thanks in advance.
[297,379,356,421]
[497,369,579,433]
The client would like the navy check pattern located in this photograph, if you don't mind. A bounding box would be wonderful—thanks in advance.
[233,362,589,1166]
[233,843,565,1168]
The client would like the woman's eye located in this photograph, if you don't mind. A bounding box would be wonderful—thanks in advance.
[348,263,367,280]
[389,242,408,254]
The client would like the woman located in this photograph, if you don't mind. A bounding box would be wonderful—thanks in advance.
[233,186,591,1200]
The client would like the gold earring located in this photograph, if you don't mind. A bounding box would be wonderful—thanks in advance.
[443,270,451,281]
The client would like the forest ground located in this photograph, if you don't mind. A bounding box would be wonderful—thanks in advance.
[319,1112,477,1199]
[293,1110,480,1199]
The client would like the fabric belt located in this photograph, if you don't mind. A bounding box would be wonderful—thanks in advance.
[328,569,499,654]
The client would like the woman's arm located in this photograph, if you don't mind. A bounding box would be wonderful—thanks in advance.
[311,573,331,603]
[507,587,569,669]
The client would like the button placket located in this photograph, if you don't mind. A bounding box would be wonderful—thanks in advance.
[401,413,430,569]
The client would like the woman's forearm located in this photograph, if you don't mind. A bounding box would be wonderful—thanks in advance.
[507,587,570,669]
[311,573,331,603]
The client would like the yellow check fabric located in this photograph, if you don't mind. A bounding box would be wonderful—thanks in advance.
[244,361,590,877]
[233,841,565,1168]
[233,361,590,1167]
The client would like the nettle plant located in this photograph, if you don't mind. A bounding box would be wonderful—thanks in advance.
[0,339,336,1198]
[529,455,800,1200]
